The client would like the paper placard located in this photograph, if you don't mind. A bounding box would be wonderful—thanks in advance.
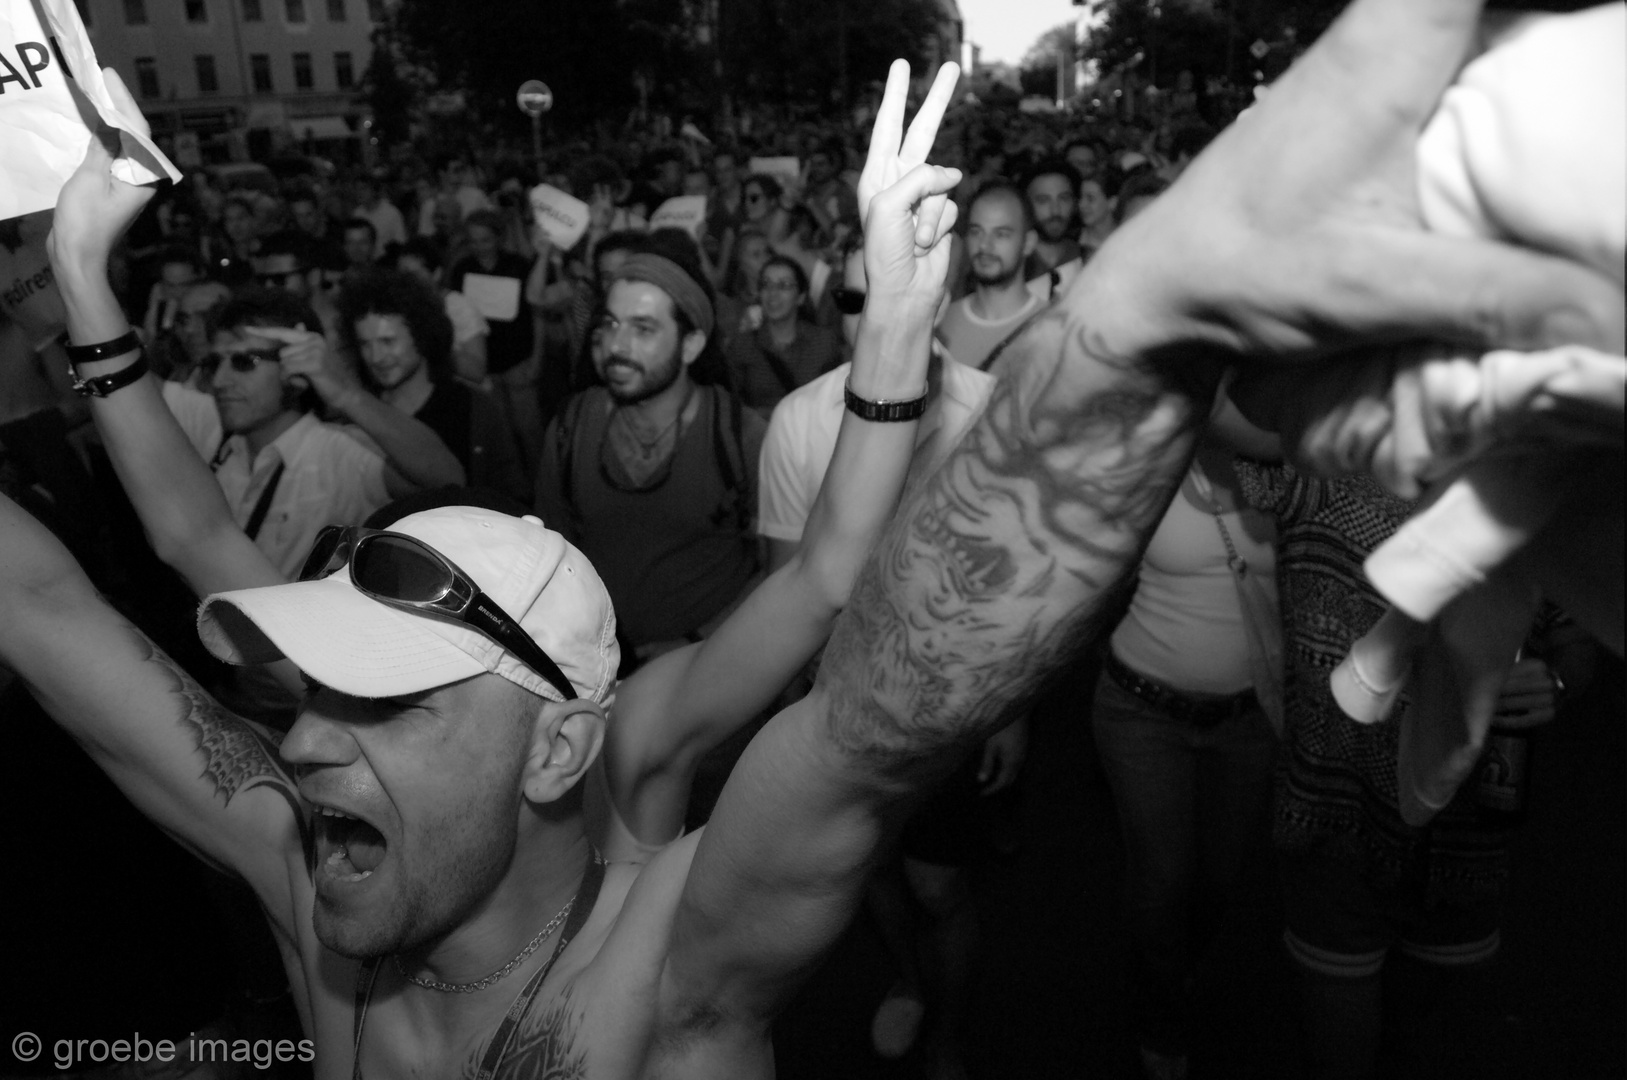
[648,195,707,241]
[529,183,591,251]
[747,156,800,192]
[461,272,522,323]
[0,0,179,220]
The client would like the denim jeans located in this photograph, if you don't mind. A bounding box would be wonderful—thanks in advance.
[1090,667,1277,1055]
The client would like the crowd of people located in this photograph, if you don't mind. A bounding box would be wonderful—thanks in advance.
[0,2,1621,1078]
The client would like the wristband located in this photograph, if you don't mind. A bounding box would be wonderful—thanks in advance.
[70,353,149,398]
[63,329,142,365]
[844,379,928,423]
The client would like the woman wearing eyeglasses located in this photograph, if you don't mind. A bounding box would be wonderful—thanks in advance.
[724,255,843,419]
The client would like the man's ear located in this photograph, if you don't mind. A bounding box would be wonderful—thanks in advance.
[521,699,606,805]
[1023,228,1038,258]
[680,328,707,367]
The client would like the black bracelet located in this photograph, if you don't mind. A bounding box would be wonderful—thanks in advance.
[69,352,149,398]
[844,380,928,423]
[63,329,142,365]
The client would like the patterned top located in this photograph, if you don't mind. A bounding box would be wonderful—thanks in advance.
[1235,459,1518,904]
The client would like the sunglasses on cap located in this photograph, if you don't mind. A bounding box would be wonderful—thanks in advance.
[299,525,577,702]
[829,286,866,316]
[200,347,282,375]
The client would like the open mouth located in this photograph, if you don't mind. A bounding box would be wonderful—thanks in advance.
[313,805,387,884]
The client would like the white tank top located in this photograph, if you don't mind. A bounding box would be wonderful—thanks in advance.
[1110,466,1277,694]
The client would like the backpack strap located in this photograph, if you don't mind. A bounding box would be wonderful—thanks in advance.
[708,384,752,536]
[553,390,595,527]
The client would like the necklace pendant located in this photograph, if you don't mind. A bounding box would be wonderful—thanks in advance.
[1229,555,1247,574]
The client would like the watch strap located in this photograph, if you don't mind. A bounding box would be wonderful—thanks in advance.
[843,380,928,423]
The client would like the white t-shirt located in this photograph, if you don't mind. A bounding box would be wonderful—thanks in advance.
[758,354,996,543]
[936,292,1044,372]
[1026,256,1082,305]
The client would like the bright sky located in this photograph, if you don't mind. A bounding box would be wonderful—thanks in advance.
[958,0,1079,66]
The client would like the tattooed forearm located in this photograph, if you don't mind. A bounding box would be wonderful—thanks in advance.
[822,307,1220,764]
[474,986,587,1080]
[136,631,311,858]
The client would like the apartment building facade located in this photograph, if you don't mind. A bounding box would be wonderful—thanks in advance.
[75,0,380,159]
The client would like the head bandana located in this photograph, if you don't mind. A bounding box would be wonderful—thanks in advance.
[611,253,715,338]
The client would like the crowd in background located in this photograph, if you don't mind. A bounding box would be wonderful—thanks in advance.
[0,57,1617,1080]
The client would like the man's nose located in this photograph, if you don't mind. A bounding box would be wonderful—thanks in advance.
[280,698,363,769]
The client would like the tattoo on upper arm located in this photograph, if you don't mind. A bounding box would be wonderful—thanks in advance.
[138,633,313,864]
[474,986,586,1080]
[822,309,1218,764]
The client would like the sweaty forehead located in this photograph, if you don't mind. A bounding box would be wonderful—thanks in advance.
[971,191,1026,229]
[1027,174,1075,200]
[213,325,283,351]
[606,279,678,325]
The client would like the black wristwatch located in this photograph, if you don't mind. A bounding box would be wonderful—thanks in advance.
[844,380,928,423]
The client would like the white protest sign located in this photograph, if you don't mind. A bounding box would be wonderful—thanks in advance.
[648,195,707,241]
[747,156,800,192]
[0,0,179,220]
[528,183,591,251]
[461,273,522,323]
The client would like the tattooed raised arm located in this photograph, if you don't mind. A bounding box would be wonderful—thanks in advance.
[0,492,308,907]
[819,296,1221,762]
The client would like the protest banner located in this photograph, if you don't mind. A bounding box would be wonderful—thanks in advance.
[529,183,591,251]
[649,195,707,242]
[0,0,178,220]
[747,156,801,192]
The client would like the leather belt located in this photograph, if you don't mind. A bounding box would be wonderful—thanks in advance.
[1103,650,1257,728]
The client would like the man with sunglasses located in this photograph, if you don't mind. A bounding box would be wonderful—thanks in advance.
[156,287,466,580]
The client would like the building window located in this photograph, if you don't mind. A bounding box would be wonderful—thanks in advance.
[194,54,218,94]
[326,0,344,20]
[365,0,382,20]
[134,57,160,98]
[242,0,261,19]
[123,0,146,24]
[250,53,272,92]
[184,0,206,21]
[333,51,353,89]
[292,51,313,90]
[284,0,304,22]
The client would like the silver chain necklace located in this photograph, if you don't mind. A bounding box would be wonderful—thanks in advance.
[392,892,576,994]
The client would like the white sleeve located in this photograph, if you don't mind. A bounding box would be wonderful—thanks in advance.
[159,381,224,460]
[757,397,818,543]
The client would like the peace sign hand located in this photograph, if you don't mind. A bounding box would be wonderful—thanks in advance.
[856,61,963,326]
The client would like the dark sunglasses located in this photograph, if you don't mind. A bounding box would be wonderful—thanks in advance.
[830,286,866,315]
[200,347,282,374]
[299,525,577,702]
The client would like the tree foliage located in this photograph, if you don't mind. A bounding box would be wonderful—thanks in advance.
[387,0,949,138]
[1018,21,1077,98]
[1079,0,1346,88]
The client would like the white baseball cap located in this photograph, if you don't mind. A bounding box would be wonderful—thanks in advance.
[197,506,620,705]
